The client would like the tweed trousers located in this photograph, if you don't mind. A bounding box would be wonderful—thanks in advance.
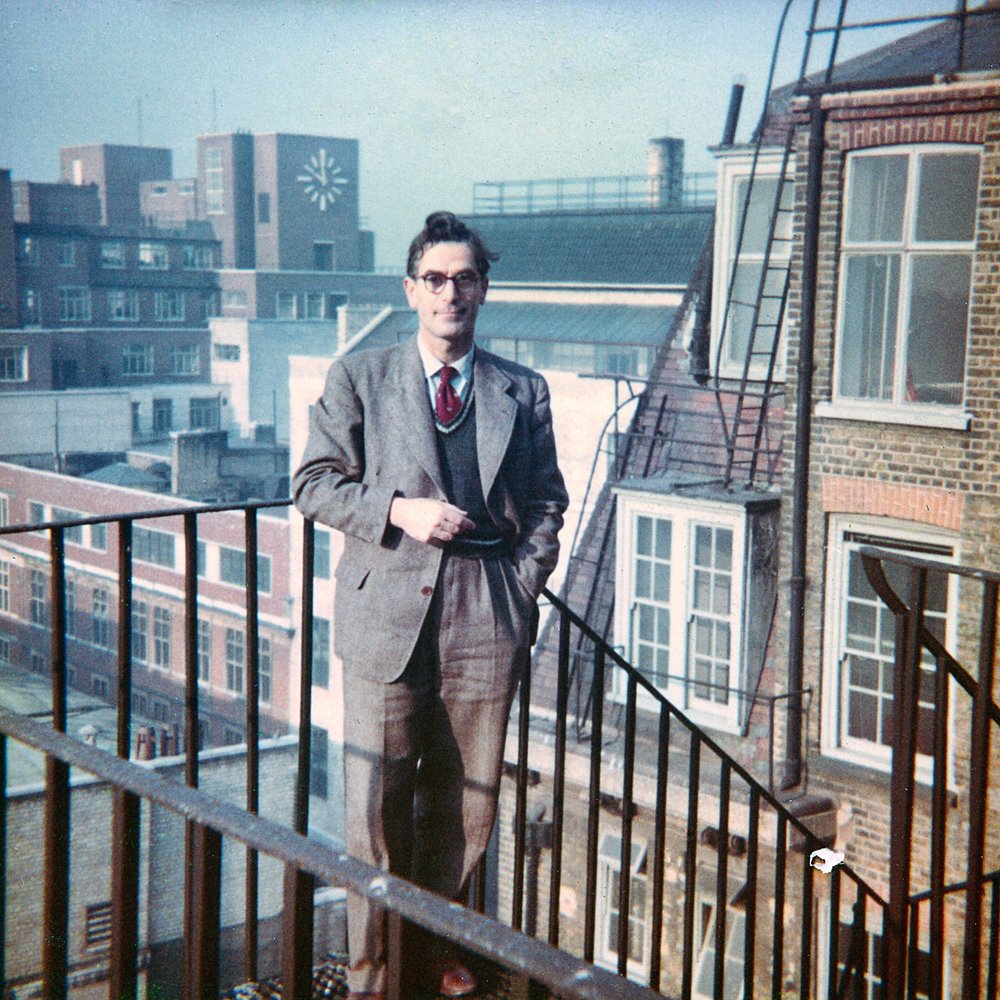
[342,552,531,994]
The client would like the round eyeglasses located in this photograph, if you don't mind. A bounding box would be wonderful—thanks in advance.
[417,270,481,294]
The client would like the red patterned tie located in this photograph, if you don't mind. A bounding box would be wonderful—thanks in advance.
[435,365,462,426]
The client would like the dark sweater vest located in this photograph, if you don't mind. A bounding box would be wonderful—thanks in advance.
[436,399,510,554]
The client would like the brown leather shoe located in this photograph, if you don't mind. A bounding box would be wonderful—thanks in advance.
[346,993,385,1000]
[439,963,477,997]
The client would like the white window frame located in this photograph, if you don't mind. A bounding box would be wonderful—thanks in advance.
[138,242,169,270]
[23,288,41,326]
[225,626,245,694]
[183,244,213,270]
[824,144,980,429]
[171,344,200,375]
[100,241,126,268]
[820,514,959,781]
[55,239,75,267]
[154,290,185,322]
[692,893,746,1000]
[58,287,91,322]
[711,148,793,382]
[108,288,139,322]
[595,834,650,979]
[133,526,176,569]
[132,601,148,663]
[204,147,224,215]
[259,635,272,704]
[122,343,154,376]
[0,559,10,612]
[153,606,171,670]
[197,618,211,684]
[92,588,110,648]
[0,347,28,383]
[614,491,749,732]
[303,291,325,319]
[275,291,298,320]
[0,493,7,526]
[816,902,939,1000]
[214,343,241,362]
[222,289,247,311]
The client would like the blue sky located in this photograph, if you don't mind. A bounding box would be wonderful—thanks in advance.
[0,0,942,266]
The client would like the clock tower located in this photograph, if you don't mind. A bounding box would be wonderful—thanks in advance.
[251,133,360,271]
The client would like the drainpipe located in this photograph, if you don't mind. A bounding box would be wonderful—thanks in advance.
[784,97,825,791]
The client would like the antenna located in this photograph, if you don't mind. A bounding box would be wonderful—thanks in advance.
[137,97,144,145]
[212,87,218,132]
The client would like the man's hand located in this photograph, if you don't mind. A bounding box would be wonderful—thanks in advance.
[389,497,476,545]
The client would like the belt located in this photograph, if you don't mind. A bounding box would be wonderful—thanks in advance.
[445,536,512,560]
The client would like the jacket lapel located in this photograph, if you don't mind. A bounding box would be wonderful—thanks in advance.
[474,350,517,500]
[391,338,446,496]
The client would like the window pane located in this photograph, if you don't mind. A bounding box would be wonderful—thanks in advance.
[635,559,651,599]
[735,176,782,253]
[653,562,670,602]
[905,254,970,406]
[915,153,979,242]
[636,516,652,556]
[846,155,907,243]
[838,254,899,400]
[848,689,878,741]
[654,519,672,560]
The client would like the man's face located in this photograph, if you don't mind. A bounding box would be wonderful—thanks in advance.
[404,241,487,360]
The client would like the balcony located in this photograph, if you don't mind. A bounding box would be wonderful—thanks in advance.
[1,501,997,999]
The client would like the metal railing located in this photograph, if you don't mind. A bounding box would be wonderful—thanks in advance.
[1,505,996,997]
[859,546,1000,1000]
[521,590,882,999]
[472,172,716,214]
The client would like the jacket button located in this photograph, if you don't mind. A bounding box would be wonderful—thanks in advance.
[421,585,433,597]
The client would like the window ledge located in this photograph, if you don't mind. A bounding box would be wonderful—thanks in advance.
[815,400,971,431]
[818,745,934,787]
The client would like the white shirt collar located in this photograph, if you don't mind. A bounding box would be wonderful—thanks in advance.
[417,338,475,381]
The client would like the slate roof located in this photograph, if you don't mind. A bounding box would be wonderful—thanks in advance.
[465,207,714,287]
[347,302,678,353]
[83,462,167,490]
[767,2,1000,119]
[476,302,677,346]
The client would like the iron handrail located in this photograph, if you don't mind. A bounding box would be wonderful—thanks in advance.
[541,585,888,910]
[0,708,664,1000]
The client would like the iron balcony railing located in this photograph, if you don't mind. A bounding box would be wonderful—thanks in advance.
[0,503,997,997]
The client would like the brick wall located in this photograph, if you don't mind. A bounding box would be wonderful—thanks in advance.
[3,738,297,996]
[774,78,1000,977]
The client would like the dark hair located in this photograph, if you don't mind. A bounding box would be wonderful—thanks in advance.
[406,211,498,278]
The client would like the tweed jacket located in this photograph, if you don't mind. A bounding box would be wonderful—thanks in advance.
[292,337,568,682]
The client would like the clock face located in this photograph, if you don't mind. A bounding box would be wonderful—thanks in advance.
[296,148,349,211]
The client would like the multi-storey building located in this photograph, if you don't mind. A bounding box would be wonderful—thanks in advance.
[0,463,293,748]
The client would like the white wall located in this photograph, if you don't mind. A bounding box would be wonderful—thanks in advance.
[0,389,132,455]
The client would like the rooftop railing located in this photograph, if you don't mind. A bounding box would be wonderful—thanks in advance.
[472,172,716,215]
[0,503,996,997]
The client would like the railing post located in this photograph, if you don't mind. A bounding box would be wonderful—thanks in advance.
[583,646,604,963]
[282,517,315,997]
[961,578,997,1000]
[244,508,261,981]
[186,822,222,1000]
[182,511,200,988]
[42,526,69,1000]
[111,516,141,1000]
[110,787,141,1000]
[884,567,926,1000]
[547,606,570,947]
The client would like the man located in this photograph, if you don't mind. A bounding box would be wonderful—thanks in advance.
[293,211,568,999]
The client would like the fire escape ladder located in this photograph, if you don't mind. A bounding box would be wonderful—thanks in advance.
[718,129,796,490]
